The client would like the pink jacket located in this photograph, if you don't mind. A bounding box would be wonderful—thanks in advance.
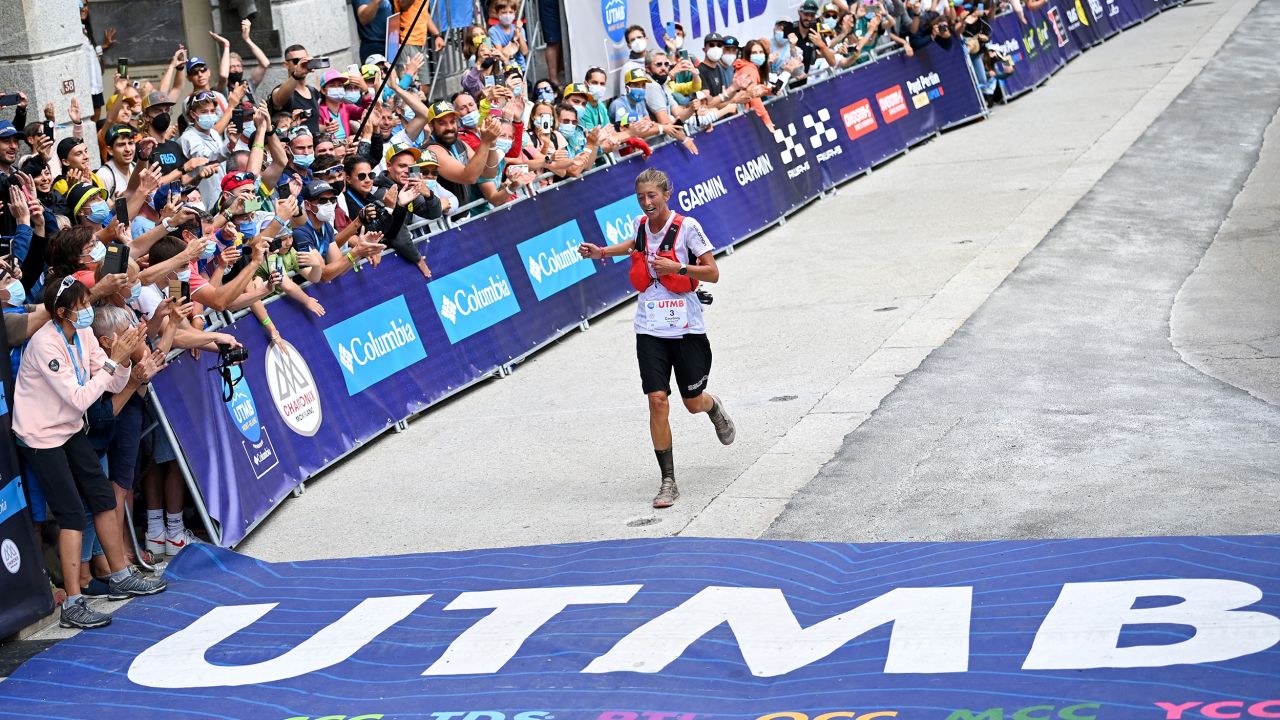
[13,321,130,449]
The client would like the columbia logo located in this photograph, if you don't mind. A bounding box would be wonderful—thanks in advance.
[527,257,543,283]
[337,344,355,374]
[440,296,459,323]
[605,221,619,245]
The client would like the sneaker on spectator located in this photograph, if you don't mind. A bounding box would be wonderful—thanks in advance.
[60,597,112,629]
[166,527,205,556]
[145,535,166,556]
[108,568,168,598]
[81,577,113,599]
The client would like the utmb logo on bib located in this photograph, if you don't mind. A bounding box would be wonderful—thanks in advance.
[518,220,596,301]
[428,254,522,344]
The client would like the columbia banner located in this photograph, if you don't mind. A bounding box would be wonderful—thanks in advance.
[1,536,1277,718]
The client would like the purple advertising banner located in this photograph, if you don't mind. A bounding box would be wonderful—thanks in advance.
[148,42,986,548]
[990,0,1173,98]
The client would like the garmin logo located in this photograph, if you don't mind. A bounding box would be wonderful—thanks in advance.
[323,296,428,395]
[518,221,597,300]
[428,255,522,344]
[734,154,774,186]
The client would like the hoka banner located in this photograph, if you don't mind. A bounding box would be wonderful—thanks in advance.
[1,536,1277,718]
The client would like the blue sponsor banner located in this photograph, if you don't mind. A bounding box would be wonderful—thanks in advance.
[322,295,428,395]
[593,193,644,263]
[1,536,1277,718]
[0,475,27,526]
[518,221,598,300]
[427,254,523,343]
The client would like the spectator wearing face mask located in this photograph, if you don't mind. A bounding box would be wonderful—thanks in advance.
[734,40,777,133]
[14,276,167,630]
[251,217,324,318]
[182,57,229,114]
[451,92,483,151]
[284,129,317,181]
[291,181,386,280]
[317,70,367,143]
[698,34,730,97]
[488,0,528,73]
[577,69,612,132]
[610,70,653,127]
[179,90,243,209]
[770,20,808,83]
[533,79,559,108]
[524,101,568,181]
[639,53,700,153]
[462,38,506,106]
[621,25,649,77]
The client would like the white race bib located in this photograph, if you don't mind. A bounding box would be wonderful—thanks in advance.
[643,298,689,330]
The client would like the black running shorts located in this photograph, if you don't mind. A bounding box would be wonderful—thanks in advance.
[636,333,713,399]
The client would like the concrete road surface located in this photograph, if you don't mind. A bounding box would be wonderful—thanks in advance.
[237,0,1273,562]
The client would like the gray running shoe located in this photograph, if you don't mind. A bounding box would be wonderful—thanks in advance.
[108,569,168,599]
[60,597,112,629]
[709,395,736,446]
[653,478,680,508]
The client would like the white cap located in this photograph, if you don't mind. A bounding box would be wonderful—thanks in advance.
[364,53,389,66]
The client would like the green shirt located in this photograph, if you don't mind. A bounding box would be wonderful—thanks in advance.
[579,100,610,132]
[256,249,301,283]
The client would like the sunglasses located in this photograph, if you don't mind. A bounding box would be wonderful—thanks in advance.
[312,197,338,205]
[322,168,344,177]
[190,91,218,104]
[419,169,439,178]
[653,61,672,68]
[352,171,374,181]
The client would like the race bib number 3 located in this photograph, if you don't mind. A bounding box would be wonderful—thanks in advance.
[644,298,689,330]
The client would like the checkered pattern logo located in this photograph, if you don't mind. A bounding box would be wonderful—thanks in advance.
[774,109,838,164]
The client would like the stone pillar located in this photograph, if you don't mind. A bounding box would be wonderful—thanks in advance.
[0,0,101,158]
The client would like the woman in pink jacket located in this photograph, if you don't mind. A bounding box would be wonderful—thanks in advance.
[733,39,777,134]
[13,276,168,629]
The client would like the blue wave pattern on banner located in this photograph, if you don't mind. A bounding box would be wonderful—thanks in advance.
[0,535,1276,719]
[427,254,523,344]
[518,221,598,301]
[322,295,429,395]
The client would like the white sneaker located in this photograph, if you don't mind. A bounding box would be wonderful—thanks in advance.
[166,528,205,556]
[145,535,166,555]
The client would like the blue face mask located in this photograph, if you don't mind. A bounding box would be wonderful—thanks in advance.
[5,278,24,307]
[293,153,315,168]
[344,90,362,104]
[425,179,440,192]
[72,306,94,329]
[242,121,256,137]
[459,110,480,128]
[197,113,218,131]
[201,240,218,259]
[87,242,108,266]
[774,30,787,44]
[238,220,258,237]
[536,87,555,103]
[494,138,513,154]
[628,87,646,103]
[87,202,112,227]
[558,123,579,138]
[176,269,191,283]
[127,283,142,304]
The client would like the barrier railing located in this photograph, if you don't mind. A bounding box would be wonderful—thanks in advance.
[151,0,1178,546]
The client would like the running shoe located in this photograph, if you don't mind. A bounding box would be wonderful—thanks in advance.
[709,395,736,446]
[60,597,112,629]
[653,478,680,508]
[166,527,205,556]
[145,535,166,555]
[108,568,168,598]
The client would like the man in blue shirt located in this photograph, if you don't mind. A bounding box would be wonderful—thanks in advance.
[352,0,395,64]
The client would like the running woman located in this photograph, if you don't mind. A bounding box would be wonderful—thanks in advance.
[578,168,735,508]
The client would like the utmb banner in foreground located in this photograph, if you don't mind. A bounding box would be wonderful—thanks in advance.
[1,536,1276,720]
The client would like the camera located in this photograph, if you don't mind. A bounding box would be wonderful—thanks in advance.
[216,342,249,366]
[696,288,714,306]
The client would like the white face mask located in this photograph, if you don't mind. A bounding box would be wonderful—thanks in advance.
[721,52,737,66]
[705,47,723,63]
[498,12,515,26]
[314,202,336,224]
[673,34,685,48]
[629,37,647,54]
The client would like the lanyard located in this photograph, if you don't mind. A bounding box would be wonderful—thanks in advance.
[63,331,87,387]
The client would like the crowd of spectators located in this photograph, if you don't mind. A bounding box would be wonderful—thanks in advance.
[0,0,1017,630]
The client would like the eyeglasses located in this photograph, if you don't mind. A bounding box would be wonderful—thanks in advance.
[353,171,374,181]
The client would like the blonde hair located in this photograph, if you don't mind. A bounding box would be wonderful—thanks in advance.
[634,168,671,194]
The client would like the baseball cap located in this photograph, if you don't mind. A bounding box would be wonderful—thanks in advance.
[723,36,741,49]
[384,140,422,164]
[301,180,336,201]
[104,124,135,145]
[67,182,106,216]
[425,100,457,123]
[56,137,85,160]
[360,64,381,80]
[562,82,591,98]
[221,170,256,194]
[704,32,725,45]
[416,149,439,167]
[0,120,25,140]
[320,69,345,87]
[143,91,175,112]
[800,0,820,13]
[364,53,389,66]
[821,2,840,13]
[623,69,650,86]
[185,57,209,73]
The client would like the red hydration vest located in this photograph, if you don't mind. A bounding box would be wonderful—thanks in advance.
[629,214,699,294]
